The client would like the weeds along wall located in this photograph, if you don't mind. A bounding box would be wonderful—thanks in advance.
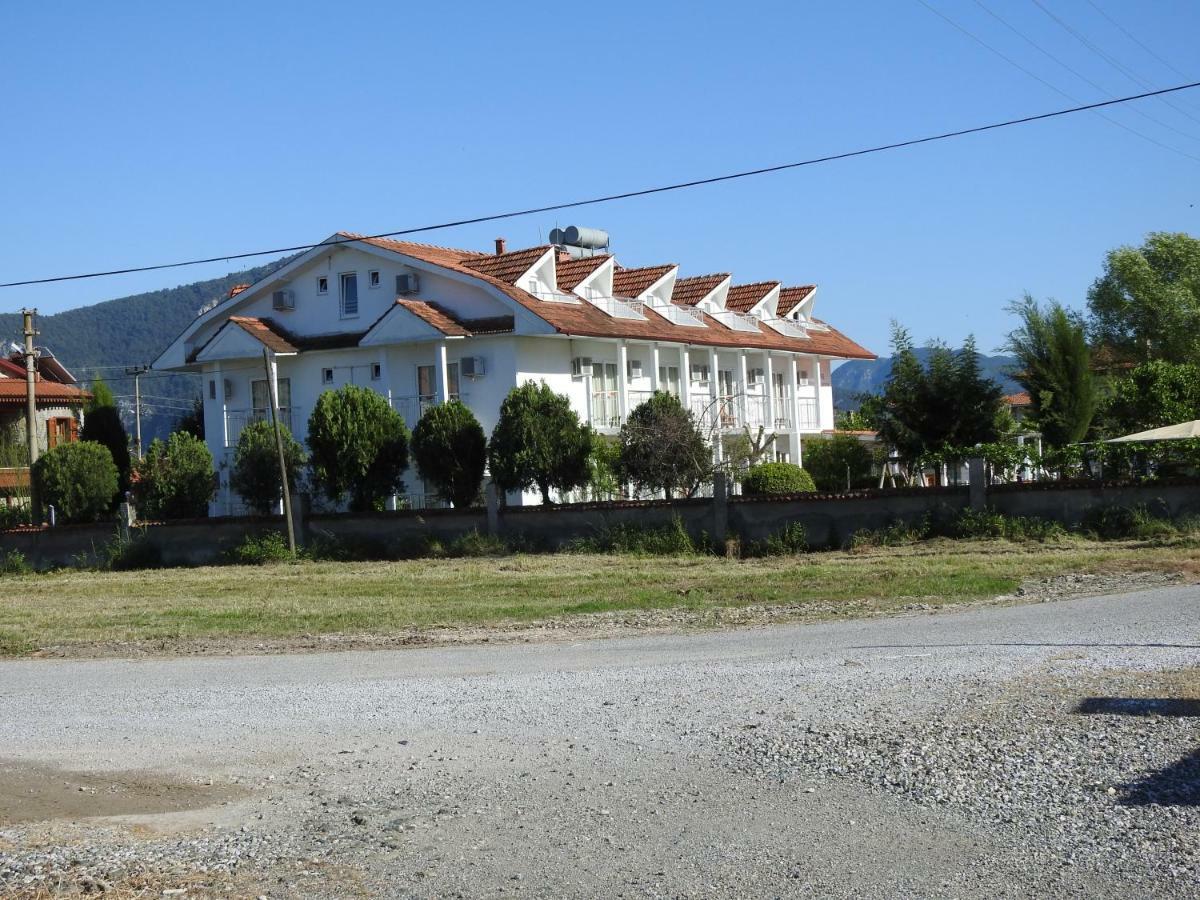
[4,479,1200,569]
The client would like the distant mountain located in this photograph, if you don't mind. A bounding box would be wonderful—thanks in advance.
[832,349,1023,410]
[0,258,290,444]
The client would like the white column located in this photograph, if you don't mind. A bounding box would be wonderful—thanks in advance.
[811,354,823,430]
[436,341,450,403]
[680,346,691,409]
[764,352,775,433]
[738,350,749,428]
[214,361,228,449]
[708,346,721,462]
[650,344,660,394]
[617,341,629,422]
[789,353,802,467]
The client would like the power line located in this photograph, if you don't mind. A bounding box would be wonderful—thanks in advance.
[1081,0,1195,85]
[971,0,1200,144]
[1029,0,1200,128]
[914,0,1200,161]
[2,79,1199,292]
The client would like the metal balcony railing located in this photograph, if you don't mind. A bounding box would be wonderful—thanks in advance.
[763,317,810,339]
[224,407,299,448]
[711,310,762,333]
[647,302,707,327]
[530,289,583,305]
[586,295,647,320]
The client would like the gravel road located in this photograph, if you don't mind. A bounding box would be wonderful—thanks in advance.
[1,584,1197,898]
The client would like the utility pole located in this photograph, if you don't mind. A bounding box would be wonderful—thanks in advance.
[262,348,296,554]
[21,309,40,523]
[124,365,150,458]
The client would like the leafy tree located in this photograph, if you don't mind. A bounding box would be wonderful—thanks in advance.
[1005,295,1097,446]
[617,392,709,498]
[1087,232,1200,364]
[175,398,205,440]
[874,326,1004,472]
[411,400,487,508]
[32,441,118,523]
[131,431,215,519]
[802,434,875,492]
[586,436,623,500]
[740,462,816,495]
[307,384,410,512]
[81,376,131,499]
[1103,360,1200,435]
[488,381,593,504]
[231,419,305,516]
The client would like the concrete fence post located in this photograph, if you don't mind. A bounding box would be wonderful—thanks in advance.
[485,482,500,537]
[968,457,986,511]
[712,471,728,545]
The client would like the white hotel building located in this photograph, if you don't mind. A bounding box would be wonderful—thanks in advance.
[154,230,874,512]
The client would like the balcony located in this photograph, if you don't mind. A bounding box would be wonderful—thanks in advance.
[590,390,622,430]
[711,310,762,333]
[796,397,819,429]
[689,395,741,432]
[392,393,468,429]
[586,295,647,320]
[763,317,810,339]
[224,407,300,448]
[530,289,582,305]
[646,302,707,328]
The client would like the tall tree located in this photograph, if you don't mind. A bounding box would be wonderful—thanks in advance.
[81,376,132,502]
[231,419,305,516]
[488,382,593,504]
[411,400,488,508]
[617,392,709,499]
[1005,295,1097,447]
[1087,231,1200,364]
[307,384,410,512]
[1103,360,1200,435]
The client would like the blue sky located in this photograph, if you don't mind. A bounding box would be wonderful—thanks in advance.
[1,0,1197,359]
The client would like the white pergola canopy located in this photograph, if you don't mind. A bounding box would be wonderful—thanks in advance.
[1105,420,1200,442]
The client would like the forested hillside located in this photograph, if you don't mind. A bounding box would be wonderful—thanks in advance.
[0,258,289,443]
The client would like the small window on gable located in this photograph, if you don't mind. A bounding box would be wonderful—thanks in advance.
[317,276,328,294]
[371,363,382,381]
[368,270,381,289]
[322,368,334,385]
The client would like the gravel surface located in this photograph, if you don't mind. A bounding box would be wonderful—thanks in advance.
[0,582,1197,897]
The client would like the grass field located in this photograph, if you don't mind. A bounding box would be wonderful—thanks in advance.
[1,539,1196,657]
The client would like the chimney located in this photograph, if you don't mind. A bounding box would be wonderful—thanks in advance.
[494,237,507,255]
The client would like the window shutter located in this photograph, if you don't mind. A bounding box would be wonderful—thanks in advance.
[69,417,79,442]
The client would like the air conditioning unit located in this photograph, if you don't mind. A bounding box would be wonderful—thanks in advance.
[271,289,295,310]
[461,356,485,378]
[627,360,643,379]
[571,356,593,378]
[690,363,710,383]
[396,273,420,295]
[749,367,765,384]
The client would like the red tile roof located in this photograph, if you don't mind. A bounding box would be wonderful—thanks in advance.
[671,274,729,307]
[229,316,300,354]
[725,281,781,314]
[395,300,471,337]
[1004,391,1032,407]
[555,254,610,291]
[612,264,676,299]
[348,235,874,359]
[776,285,816,317]
[461,246,551,284]
[0,380,90,406]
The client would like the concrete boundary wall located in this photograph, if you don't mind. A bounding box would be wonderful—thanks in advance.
[3,477,1200,570]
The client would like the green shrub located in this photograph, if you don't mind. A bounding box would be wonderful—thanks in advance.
[229,531,295,565]
[740,462,816,496]
[412,400,487,508]
[570,516,698,555]
[803,435,875,492]
[743,521,809,557]
[951,508,1067,543]
[307,384,410,512]
[0,504,29,529]
[32,441,119,523]
[489,381,593,504]
[617,392,708,499]
[849,517,931,550]
[447,530,509,557]
[102,535,164,571]
[81,379,132,503]
[305,532,392,562]
[231,420,305,516]
[0,550,31,576]
[132,432,215,520]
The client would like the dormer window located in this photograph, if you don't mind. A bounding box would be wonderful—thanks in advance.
[317,276,328,294]
[368,270,381,289]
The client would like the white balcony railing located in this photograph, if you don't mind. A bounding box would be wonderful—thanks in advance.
[591,390,621,429]
[796,397,819,430]
[647,302,707,328]
[529,290,582,304]
[224,407,300,448]
[391,393,468,429]
[712,310,762,333]
[586,295,647,320]
[763,317,810,339]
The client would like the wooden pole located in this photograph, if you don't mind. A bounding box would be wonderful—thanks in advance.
[262,349,296,554]
[22,309,40,523]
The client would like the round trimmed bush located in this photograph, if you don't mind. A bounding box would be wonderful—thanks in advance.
[740,462,816,495]
[132,431,216,520]
[32,440,119,523]
[412,400,487,508]
[231,419,305,516]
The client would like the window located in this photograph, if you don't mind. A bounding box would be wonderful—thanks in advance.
[798,369,810,386]
[208,379,216,400]
[251,378,291,413]
[317,276,328,294]
[322,368,334,385]
[447,363,460,400]
[658,365,680,396]
[718,370,735,398]
[772,372,786,399]
[368,270,381,289]
[689,363,710,384]
[417,365,436,401]
[340,273,358,317]
[371,363,382,381]
[46,417,75,449]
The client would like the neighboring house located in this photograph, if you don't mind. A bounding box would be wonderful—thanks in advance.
[154,230,875,512]
[0,348,89,511]
[0,348,89,454]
